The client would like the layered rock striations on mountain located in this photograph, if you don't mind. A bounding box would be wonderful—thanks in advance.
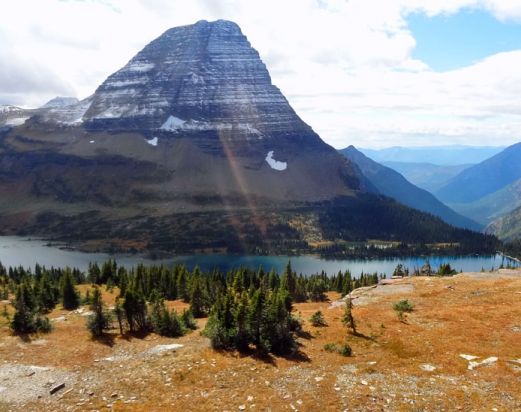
[83,20,311,140]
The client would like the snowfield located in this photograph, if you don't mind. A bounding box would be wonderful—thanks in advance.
[265,150,287,171]
[146,137,158,146]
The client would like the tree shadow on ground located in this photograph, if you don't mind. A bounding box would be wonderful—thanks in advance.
[351,330,377,342]
[120,329,152,341]
[91,333,116,347]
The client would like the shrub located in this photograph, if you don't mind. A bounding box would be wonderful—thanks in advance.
[338,343,352,357]
[309,310,326,327]
[324,342,352,357]
[393,299,414,321]
[150,299,185,338]
[437,263,456,276]
[324,343,337,352]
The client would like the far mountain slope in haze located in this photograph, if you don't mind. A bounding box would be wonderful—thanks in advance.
[340,146,481,231]
[361,146,504,166]
[383,161,472,193]
[448,177,521,225]
[436,142,521,204]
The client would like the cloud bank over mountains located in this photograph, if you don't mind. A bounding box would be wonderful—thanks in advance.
[1,0,521,148]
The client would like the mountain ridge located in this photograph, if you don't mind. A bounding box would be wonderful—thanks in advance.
[340,146,481,231]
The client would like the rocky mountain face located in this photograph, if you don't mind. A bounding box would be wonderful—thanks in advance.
[340,146,481,230]
[0,20,490,252]
[83,19,312,139]
[0,105,33,128]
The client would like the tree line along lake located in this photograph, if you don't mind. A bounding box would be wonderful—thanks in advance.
[0,236,517,276]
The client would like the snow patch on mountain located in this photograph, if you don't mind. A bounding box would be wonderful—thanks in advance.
[265,151,287,171]
[160,115,262,135]
[127,62,155,72]
[5,117,29,126]
[106,79,148,88]
[146,137,158,146]
[161,116,186,130]
[0,105,23,113]
[42,97,92,125]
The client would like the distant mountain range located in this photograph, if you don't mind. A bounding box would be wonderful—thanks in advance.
[436,143,521,203]
[433,143,521,229]
[382,162,472,193]
[0,20,492,253]
[360,146,504,166]
[340,146,481,231]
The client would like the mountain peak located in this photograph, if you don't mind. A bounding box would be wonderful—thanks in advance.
[41,96,79,109]
[82,18,309,137]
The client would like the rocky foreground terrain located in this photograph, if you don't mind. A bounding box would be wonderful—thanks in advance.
[1,269,521,411]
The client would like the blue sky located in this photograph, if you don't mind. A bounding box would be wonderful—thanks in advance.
[408,8,521,71]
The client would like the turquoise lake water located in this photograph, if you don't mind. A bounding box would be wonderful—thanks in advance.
[0,236,516,276]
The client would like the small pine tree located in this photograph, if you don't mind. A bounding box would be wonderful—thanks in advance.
[235,292,250,351]
[61,272,80,310]
[189,278,208,318]
[87,288,111,337]
[150,299,184,338]
[10,284,35,334]
[342,296,356,335]
[309,310,326,327]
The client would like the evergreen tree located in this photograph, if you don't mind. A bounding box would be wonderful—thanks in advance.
[280,261,296,299]
[342,296,357,335]
[10,284,35,334]
[11,283,51,334]
[150,297,184,337]
[204,293,236,349]
[61,271,80,310]
[37,273,57,313]
[87,287,111,337]
[176,268,189,302]
[189,277,208,318]
[88,262,101,284]
[235,292,250,351]
[123,289,148,333]
[342,271,352,296]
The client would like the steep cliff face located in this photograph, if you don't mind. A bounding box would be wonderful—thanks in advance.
[83,20,312,139]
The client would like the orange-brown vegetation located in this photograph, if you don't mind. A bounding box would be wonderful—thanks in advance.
[1,270,521,411]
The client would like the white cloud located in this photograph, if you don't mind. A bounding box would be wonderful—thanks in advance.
[1,0,521,147]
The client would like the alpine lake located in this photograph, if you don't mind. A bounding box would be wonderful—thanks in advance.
[0,236,517,276]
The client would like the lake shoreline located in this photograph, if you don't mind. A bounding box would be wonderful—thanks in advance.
[0,236,517,276]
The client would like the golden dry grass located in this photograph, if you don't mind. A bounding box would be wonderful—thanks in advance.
[1,271,521,411]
